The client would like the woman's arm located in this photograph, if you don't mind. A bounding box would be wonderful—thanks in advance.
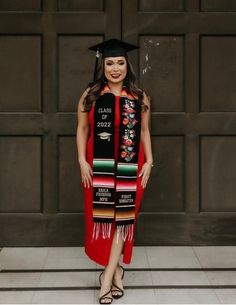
[139,91,153,188]
[76,87,93,188]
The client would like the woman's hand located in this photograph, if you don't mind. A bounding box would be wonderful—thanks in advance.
[79,160,93,188]
[138,162,153,188]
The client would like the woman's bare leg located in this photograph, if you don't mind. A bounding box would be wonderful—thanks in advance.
[99,228,124,302]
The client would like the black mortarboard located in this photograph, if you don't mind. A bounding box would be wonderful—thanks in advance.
[88,38,139,82]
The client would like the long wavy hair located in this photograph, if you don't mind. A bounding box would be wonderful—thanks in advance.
[82,55,149,112]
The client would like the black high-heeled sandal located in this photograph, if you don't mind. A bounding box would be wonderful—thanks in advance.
[111,265,125,299]
[99,271,113,304]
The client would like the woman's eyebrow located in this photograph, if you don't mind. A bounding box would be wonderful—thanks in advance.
[106,59,125,63]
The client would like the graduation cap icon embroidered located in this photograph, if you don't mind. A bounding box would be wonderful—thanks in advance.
[97,132,112,141]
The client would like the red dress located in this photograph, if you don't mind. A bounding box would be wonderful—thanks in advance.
[82,90,146,266]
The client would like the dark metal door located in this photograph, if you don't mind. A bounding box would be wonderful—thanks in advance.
[0,0,122,245]
[1,0,236,245]
[123,0,236,244]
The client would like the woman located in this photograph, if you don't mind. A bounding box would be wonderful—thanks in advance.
[76,39,153,304]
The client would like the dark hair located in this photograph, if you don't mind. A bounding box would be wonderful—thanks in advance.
[81,56,149,112]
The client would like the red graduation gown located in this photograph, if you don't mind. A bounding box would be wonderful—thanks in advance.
[81,88,146,266]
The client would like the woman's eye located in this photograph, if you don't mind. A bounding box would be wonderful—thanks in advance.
[106,62,125,66]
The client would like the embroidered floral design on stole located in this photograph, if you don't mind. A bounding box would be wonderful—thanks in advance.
[120,99,138,162]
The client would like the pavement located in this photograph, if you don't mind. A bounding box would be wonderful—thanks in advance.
[1,246,236,304]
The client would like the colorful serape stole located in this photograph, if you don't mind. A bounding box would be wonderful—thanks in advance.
[92,85,141,242]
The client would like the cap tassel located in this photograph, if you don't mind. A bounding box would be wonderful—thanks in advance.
[93,49,100,81]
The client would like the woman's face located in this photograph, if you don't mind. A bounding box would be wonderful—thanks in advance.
[104,56,127,84]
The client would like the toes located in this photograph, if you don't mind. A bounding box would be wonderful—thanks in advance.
[100,297,111,304]
[112,290,122,296]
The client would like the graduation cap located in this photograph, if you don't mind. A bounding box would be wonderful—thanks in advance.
[97,132,112,141]
[88,38,139,82]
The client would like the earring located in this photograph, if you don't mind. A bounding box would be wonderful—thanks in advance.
[122,76,128,88]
